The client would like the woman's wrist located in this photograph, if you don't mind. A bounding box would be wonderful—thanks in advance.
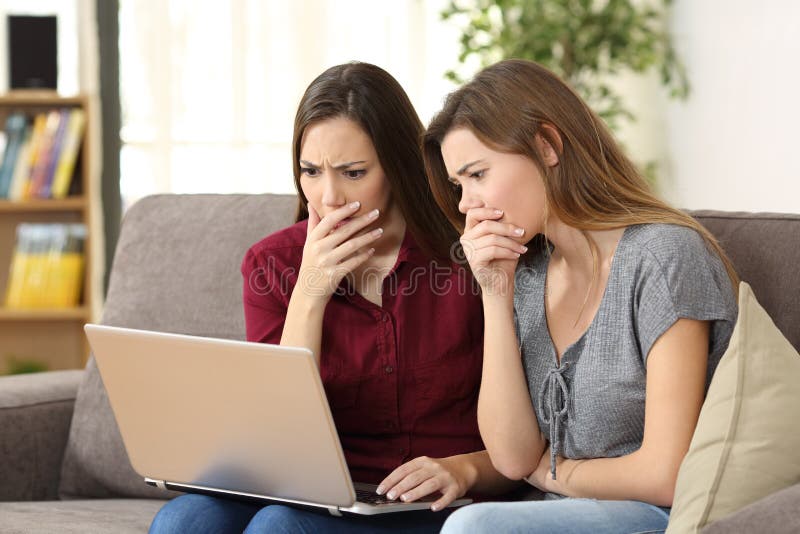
[294,267,334,306]
[481,290,515,312]
[444,454,479,493]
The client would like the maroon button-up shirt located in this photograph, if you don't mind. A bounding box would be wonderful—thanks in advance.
[241,220,485,484]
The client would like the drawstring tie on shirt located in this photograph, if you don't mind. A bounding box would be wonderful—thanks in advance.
[538,362,570,480]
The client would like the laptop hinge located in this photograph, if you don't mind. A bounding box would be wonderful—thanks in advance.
[145,477,168,490]
[327,507,342,517]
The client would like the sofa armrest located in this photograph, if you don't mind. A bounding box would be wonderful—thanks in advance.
[0,370,84,501]
[701,483,800,534]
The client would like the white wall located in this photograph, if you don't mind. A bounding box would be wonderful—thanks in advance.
[636,0,800,213]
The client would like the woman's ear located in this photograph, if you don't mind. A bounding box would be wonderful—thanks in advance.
[536,124,562,167]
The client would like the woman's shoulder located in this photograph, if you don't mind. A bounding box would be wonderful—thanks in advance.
[242,220,307,270]
[624,223,711,264]
[621,223,733,308]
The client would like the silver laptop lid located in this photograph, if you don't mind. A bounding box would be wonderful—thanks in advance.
[84,324,356,508]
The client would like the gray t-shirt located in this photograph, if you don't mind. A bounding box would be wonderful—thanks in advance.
[513,224,738,479]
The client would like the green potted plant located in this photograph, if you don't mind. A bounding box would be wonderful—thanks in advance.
[6,355,48,374]
[442,0,688,137]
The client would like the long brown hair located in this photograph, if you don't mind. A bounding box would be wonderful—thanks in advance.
[292,62,457,261]
[423,59,739,292]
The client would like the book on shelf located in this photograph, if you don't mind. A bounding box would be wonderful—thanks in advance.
[21,113,48,199]
[0,113,27,197]
[8,127,33,200]
[51,108,86,199]
[0,108,85,201]
[28,109,62,198]
[4,222,86,309]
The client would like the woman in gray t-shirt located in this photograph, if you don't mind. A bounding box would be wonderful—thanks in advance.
[423,59,739,534]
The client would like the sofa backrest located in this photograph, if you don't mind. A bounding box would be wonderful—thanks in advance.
[692,211,800,353]
[57,196,800,500]
[59,194,297,499]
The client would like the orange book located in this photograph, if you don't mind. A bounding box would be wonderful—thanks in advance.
[28,110,62,198]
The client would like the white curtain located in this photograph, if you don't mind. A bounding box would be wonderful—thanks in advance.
[118,0,463,209]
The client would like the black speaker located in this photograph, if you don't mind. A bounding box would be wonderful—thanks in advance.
[7,15,58,90]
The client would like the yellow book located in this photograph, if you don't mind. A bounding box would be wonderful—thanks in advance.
[41,224,85,307]
[51,109,86,199]
[43,252,84,307]
[4,224,44,307]
[5,224,86,308]
[4,226,30,307]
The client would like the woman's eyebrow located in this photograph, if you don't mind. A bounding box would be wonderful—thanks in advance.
[298,159,367,170]
[333,160,367,170]
[457,159,485,175]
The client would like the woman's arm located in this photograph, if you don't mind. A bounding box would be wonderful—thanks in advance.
[278,203,381,366]
[458,206,546,480]
[527,318,710,506]
[280,286,327,366]
[479,293,546,479]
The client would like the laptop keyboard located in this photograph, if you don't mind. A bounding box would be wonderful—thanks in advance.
[355,488,396,505]
[355,488,438,506]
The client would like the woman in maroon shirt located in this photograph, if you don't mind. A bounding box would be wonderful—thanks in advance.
[150,63,514,534]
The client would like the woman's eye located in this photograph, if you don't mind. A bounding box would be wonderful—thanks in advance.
[469,169,485,179]
[449,180,462,190]
[300,167,319,177]
[344,169,366,180]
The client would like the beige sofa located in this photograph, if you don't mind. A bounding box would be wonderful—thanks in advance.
[0,194,798,533]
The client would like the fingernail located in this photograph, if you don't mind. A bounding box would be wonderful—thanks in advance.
[368,248,376,255]
[349,201,360,209]
[494,209,503,216]
[431,505,440,512]
[376,486,385,495]
[368,209,379,218]
[514,228,524,236]
[400,494,408,502]
[521,246,528,252]
[373,228,384,236]
[387,491,396,500]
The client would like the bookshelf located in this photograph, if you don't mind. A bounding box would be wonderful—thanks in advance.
[0,93,96,374]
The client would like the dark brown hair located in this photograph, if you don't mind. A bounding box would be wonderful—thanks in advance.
[423,59,738,292]
[292,62,457,261]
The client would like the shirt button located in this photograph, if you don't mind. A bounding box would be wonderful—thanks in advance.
[384,365,394,374]
[382,315,389,322]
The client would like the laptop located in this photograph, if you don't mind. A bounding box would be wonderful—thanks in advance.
[84,324,472,516]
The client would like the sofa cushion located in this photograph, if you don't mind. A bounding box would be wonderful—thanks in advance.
[666,282,800,533]
[0,370,83,501]
[59,194,297,499]
[701,483,800,534]
[0,499,164,533]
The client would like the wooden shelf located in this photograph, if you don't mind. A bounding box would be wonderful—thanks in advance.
[0,307,90,321]
[0,197,87,213]
[0,93,85,107]
[0,94,95,372]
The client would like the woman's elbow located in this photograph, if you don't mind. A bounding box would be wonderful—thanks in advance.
[487,453,538,481]
[646,461,680,507]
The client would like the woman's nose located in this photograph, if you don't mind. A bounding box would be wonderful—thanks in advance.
[458,190,483,215]
[321,174,345,207]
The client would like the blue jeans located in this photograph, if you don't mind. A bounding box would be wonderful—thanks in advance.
[441,497,670,534]
[149,493,452,533]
